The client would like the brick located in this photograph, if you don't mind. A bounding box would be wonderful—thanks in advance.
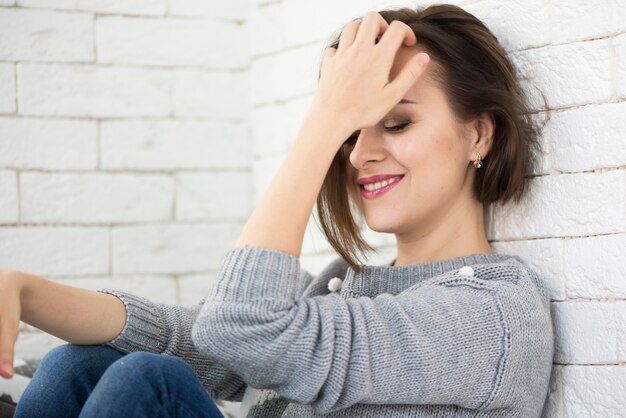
[17,0,166,15]
[0,0,15,5]
[282,0,372,48]
[100,120,249,170]
[176,172,253,221]
[511,40,612,109]
[561,365,626,416]
[20,172,174,223]
[97,17,247,68]
[0,8,93,62]
[0,227,109,276]
[549,102,626,172]
[551,0,626,44]
[0,170,18,223]
[169,0,250,20]
[112,222,243,274]
[178,273,218,305]
[59,276,178,304]
[251,42,323,105]
[491,238,565,301]
[564,234,626,299]
[0,116,97,169]
[250,2,284,57]
[617,302,626,360]
[552,301,617,364]
[252,153,283,203]
[616,34,626,99]
[532,111,552,175]
[18,63,170,117]
[491,170,625,240]
[251,95,312,157]
[173,69,247,119]
[0,63,16,113]
[464,0,551,51]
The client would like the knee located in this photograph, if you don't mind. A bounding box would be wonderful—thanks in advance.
[105,352,188,380]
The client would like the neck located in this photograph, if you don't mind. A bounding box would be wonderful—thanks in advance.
[392,197,492,266]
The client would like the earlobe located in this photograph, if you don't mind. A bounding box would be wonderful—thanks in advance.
[472,112,495,157]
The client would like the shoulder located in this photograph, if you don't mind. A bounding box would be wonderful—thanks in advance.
[299,256,350,297]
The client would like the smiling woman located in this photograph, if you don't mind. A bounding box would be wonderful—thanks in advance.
[7,3,553,418]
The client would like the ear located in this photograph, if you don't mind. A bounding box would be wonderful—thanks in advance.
[465,111,495,161]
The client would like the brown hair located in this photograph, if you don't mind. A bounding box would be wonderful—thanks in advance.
[315,4,544,271]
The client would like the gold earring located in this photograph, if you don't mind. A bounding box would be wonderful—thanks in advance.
[473,152,482,169]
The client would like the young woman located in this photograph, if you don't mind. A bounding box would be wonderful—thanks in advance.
[3,4,554,418]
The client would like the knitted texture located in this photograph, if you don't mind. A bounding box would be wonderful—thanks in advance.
[99,247,554,417]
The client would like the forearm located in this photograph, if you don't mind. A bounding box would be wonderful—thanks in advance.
[235,110,351,256]
[17,271,126,345]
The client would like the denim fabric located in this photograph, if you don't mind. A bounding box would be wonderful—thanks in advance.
[14,344,225,418]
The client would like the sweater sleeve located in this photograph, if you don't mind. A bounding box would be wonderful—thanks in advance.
[96,289,247,402]
[191,247,554,414]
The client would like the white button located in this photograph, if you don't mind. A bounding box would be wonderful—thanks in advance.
[328,277,343,292]
[458,266,474,277]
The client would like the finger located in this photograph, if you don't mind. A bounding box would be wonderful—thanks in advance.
[337,20,360,53]
[377,20,416,55]
[384,52,430,102]
[0,320,18,378]
[354,11,390,46]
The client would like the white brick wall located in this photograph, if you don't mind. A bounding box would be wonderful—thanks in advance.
[1,0,624,416]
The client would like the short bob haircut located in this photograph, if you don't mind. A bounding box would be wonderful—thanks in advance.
[315,4,543,272]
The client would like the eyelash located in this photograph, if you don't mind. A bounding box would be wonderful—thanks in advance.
[344,122,412,145]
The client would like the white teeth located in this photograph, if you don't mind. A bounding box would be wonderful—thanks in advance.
[363,176,400,191]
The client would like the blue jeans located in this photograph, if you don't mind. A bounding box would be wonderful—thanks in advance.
[14,344,225,418]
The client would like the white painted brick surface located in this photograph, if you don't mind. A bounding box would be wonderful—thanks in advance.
[512,40,612,109]
[0,227,109,276]
[169,0,250,20]
[173,69,248,118]
[564,234,626,299]
[616,33,626,98]
[18,63,170,117]
[0,63,16,113]
[250,96,312,158]
[178,273,217,305]
[549,102,626,172]
[492,170,625,240]
[112,222,243,274]
[552,301,618,364]
[176,172,252,220]
[20,172,174,223]
[97,17,248,68]
[551,0,626,44]
[0,0,15,5]
[464,0,551,51]
[0,8,94,62]
[100,120,250,170]
[0,117,97,169]
[561,364,626,417]
[17,0,166,15]
[250,42,323,105]
[0,170,18,223]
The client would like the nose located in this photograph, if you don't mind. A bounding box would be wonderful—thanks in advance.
[347,126,387,170]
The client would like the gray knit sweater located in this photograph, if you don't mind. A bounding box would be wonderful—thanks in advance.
[99,247,554,418]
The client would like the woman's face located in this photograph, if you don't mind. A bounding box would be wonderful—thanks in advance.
[343,47,478,238]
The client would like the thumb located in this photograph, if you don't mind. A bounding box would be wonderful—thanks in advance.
[386,52,430,99]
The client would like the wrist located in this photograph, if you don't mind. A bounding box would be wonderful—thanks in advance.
[302,103,355,145]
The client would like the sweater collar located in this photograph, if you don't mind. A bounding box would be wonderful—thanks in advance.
[341,253,517,298]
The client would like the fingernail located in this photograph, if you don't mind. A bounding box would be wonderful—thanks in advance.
[1,360,13,376]
[416,53,430,66]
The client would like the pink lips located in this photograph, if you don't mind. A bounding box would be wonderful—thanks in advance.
[357,174,404,199]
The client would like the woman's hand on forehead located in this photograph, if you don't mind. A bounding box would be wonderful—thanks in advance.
[309,11,429,147]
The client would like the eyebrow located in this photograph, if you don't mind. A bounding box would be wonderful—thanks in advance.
[397,99,418,105]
